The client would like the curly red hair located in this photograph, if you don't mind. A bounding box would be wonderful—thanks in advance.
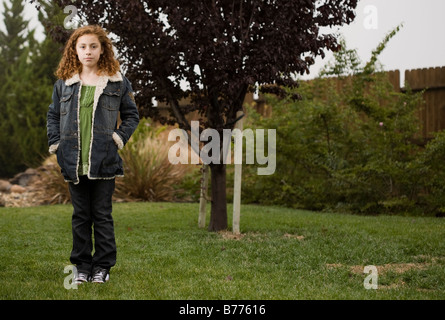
[55,25,120,80]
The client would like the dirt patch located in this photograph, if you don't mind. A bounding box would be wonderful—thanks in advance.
[218,231,306,241]
[327,262,429,274]
[352,263,429,274]
[327,261,441,290]
[283,233,305,240]
[218,230,245,240]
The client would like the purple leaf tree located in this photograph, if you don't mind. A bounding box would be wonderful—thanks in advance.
[43,0,358,231]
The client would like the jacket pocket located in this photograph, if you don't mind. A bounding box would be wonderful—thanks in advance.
[102,90,121,111]
[99,90,121,130]
[59,92,73,115]
[100,139,121,175]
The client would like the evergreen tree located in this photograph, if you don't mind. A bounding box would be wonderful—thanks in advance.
[0,0,31,177]
[0,0,63,177]
[0,0,28,68]
[3,41,51,171]
[34,0,65,84]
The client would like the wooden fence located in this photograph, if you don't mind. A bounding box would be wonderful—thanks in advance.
[404,66,445,138]
[250,66,445,139]
[156,66,445,138]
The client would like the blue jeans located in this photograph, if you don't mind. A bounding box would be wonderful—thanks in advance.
[68,176,116,274]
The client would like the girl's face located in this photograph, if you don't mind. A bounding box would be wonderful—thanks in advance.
[75,34,103,70]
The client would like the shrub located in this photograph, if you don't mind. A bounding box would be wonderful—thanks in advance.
[415,130,445,216]
[241,28,432,215]
[114,118,197,202]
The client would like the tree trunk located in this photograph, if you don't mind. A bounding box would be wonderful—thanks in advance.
[208,163,227,232]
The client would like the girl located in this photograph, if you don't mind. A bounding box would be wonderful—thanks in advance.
[47,25,139,284]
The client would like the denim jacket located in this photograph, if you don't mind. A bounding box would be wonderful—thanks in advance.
[47,72,139,184]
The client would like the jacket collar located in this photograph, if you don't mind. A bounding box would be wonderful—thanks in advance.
[65,71,123,87]
[65,72,123,121]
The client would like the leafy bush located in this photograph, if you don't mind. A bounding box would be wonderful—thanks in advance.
[415,130,445,216]
[241,28,442,215]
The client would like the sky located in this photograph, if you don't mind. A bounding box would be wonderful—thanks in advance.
[1,0,444,87]
[299,0,445,85]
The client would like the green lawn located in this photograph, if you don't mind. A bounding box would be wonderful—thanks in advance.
[0,202,444,300]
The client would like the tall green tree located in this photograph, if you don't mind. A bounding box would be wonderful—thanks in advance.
[0,0,31,177]
[33,0,67,84]
[0,0,28,68]
[0,0,63,177]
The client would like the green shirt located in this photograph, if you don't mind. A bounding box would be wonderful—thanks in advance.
[78,85,95,176]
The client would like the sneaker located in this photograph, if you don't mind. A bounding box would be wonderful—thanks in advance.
[74,272,90,284]
[91,268,110,283]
